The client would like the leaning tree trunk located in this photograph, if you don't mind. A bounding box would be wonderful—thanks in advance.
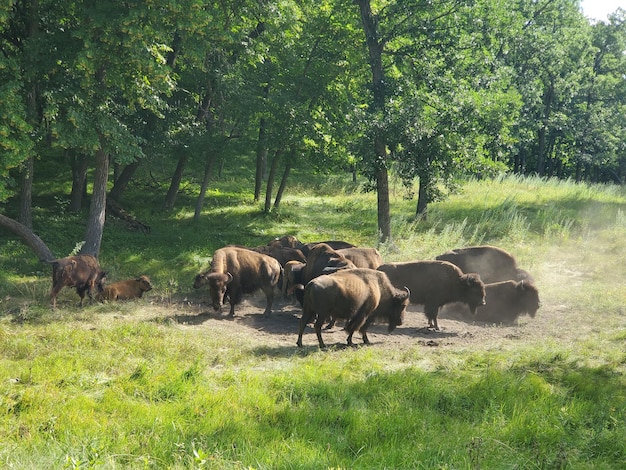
[80,146,109,257]
[194,153,216,221]
[254,116,269,202]
[264,150,282,213]
[163,153,189,211]
[273,151,293,211]
[109,160,139,201]
[0,214,55,261]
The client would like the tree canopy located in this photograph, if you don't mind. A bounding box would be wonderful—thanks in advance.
[1,0,625,254]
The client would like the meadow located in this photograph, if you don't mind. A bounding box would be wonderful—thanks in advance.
[0,172,625,469]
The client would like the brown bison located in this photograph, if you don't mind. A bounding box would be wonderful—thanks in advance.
[377,260,486,330]
[296,268,410,348]
[337,247,383,269]
[267,235,301,249]
[193,246,282,316]
[473,280,540,323]
[299,240,356,257]
[283,260,306,298]
[98,275,153,301]
[301,243,356,286]
[435,245,531,284]
[251,245,307,267]
[48,255,107,309]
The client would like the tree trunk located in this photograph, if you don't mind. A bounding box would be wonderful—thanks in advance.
[163,153,188,211]
[536,80,554,176]
[194,153,216,221]
[19,156,34,229]
[416,172,430,220]
[80,146,109,257]
[273,151,293,211]
[357,0,391,243]
[264,150,281,213]
[69,152,89,212]
[254,118,269,202]
[109,160,139,201]
[0,214,55,262]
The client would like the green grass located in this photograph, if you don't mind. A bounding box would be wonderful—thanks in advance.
[1,172,626,468]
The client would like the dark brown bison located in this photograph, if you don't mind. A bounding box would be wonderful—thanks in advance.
[296,268,410,348]
[251,245,307,267]
[299,240,356,257]
[435,245,531,284]
[283,260,306,298]
[301,243,356,286]
[337,247,383,269]
[473,280,540,323]
[98,275,152,301]
[377,260,486,330]
[48,255,107,309]
[193,246,282,316]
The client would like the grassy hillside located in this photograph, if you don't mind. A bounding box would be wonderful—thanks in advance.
[0,173,625,468]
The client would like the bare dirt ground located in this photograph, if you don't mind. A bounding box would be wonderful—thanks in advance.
[155,288,578,354]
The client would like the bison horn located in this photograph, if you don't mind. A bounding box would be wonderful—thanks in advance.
[403,286,410,298]
[226,272,233,284]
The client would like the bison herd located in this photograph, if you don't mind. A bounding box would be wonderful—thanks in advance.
[47,236,540,349]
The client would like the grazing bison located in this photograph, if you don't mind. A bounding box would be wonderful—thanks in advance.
[251,245,307,267]
[473,280,540,323]
[296,268,410,348]
[98,275,153,301]
[378,260,486,330]
[193,246,282,316]
[301,243,356,286]
[435,245,530,284]
[48,255,107,309]
[337,247,383,269]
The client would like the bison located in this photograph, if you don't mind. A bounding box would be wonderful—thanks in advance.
[301,243,356,286]
[193,246,282,316]
[337,247,383,269]
[473,280,540,323]
[296,268,410,348]
[299,240,356,257]
[48,254,107,309]
[267,235,301,249]
[283,260,306,299]
[251,245,307,267]
[377,260,486,330]
[98,275,153,301]
[435,245,531,284]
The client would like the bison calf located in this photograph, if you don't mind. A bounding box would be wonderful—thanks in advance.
[48,255,107,309]
[98,275,153,301]
[297,268,410,348]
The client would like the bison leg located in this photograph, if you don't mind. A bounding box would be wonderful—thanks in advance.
[425,304,440,330]
[297,309,316,347]
[262,286,274,316]
[314,317,327,348]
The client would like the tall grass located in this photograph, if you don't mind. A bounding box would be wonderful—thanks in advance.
[1,174,625,468]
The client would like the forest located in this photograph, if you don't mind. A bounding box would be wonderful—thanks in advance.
[1,0,626,251]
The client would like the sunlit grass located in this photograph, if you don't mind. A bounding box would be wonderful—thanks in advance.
[1,173,626,468]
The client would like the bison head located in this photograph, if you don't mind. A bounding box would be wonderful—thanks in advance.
[518,280,540,317]
[463,273,486,315]
[388,287,410,332]
[204,272,233,311]
[95,271,108,293]
[136,275,153,293]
